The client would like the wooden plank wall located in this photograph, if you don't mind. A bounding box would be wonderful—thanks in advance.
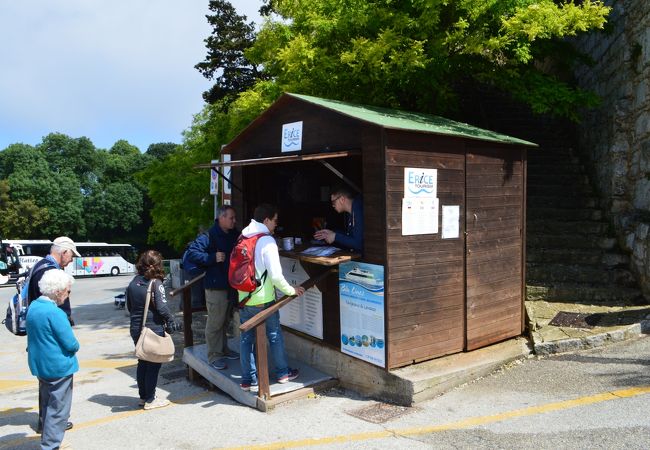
[384,132,466,369]
[465,144,525,350]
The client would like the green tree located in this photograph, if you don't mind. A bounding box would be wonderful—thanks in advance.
[83,140,146,238]
[195,0,262,107]
[39,133,102,192]
[138,102,245,251]
[146,142,180,161]
[0,180,49,239]
[242,0,610,119]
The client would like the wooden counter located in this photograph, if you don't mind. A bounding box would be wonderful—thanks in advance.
[279,246,361,266]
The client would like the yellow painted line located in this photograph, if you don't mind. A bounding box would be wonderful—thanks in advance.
[0,379,35,391]
[0,360,135,393]
[220,385,650,450]
[79,359,135,370]
[0,391,214,449]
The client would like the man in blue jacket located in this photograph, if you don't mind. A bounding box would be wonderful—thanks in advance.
[186,206,239,370]
[314,186,364,253]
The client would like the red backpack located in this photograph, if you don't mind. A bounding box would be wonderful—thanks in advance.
[228,233,268,306]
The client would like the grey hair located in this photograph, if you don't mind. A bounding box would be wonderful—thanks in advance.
[50,244,65,256]
[38,269,75,300]
[216,205,235,218]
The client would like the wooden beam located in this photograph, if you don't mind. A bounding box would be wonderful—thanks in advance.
[194,150,360,169]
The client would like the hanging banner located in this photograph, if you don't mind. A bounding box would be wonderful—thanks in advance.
[222,153,231,205]
[209,160,219,195]
[339,261,385,368]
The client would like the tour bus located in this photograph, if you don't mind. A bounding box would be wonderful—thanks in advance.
[0,240,136,281]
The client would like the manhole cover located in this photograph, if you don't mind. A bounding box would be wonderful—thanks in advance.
[346,402,413,424]
[549,311,602,328]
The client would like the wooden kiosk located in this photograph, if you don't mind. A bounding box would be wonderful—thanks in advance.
[210,93,535,373]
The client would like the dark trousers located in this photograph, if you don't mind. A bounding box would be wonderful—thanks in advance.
[136,359,162,402]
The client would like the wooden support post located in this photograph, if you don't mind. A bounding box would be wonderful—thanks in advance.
[256,322,270,399]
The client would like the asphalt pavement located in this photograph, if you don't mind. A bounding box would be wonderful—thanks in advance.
[1,276,649,449]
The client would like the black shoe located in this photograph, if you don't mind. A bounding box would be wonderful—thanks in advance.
[38,422,72,433]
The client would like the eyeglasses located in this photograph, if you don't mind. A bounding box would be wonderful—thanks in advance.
[331,196,341,206]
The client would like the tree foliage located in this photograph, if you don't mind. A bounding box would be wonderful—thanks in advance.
[195,0,262,107]
[0,134,161,247]
[240,0,611,119]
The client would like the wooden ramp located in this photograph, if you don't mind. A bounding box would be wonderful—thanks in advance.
[183,341,337,411]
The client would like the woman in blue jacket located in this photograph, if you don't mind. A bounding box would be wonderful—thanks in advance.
[26,269,78,450]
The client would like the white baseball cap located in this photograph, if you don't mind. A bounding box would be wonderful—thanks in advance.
[53,236,81,257]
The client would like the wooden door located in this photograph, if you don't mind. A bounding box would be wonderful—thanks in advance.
[465,145,525,350]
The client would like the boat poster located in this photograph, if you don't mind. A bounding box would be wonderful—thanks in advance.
[339,261,385,368]
[279,257,324,339]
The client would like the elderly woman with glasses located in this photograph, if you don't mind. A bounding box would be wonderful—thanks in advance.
[26,269,78,450]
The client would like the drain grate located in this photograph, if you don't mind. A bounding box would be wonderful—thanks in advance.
[346,402,414,424]
[549,311,602,328]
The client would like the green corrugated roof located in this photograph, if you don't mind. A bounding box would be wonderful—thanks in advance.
[288,93,537,147]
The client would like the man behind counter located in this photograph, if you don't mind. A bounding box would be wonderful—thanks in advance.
[313,186,363,253]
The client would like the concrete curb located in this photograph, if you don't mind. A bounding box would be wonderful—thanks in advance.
[532,319,650,356]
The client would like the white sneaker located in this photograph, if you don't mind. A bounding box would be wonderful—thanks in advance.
[144,397,170,410]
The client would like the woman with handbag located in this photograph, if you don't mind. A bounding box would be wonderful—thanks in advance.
[127,250,180,410]
[26,269,77,450]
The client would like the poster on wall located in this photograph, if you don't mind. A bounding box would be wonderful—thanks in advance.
[402,167,439,235]
[442,205,460,239]
[339,261,385,368]
[279,257,323,339]
[281,121,303,152]
[404,167,437,198]
[402,197,439,235]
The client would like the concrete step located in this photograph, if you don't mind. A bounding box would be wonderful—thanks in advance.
[527,219,610,235]
[526,263,637,287]
[526,282,645,305]
[527,233,616,250]
[527,207,603,221]
[526,247,630,267]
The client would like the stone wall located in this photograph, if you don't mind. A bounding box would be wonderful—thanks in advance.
[574,0,650,295]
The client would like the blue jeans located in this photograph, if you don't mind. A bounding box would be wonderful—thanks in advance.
[239,302,290,385]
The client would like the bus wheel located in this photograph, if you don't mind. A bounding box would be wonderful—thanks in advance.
[110,267,120,276]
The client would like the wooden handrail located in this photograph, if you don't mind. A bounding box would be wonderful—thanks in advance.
[239,269,335,332]
[170,273,205,297]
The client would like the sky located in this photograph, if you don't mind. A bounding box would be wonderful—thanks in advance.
[0,0,263,152]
